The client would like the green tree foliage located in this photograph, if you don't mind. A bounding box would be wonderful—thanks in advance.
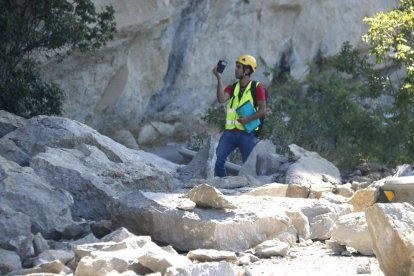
[363,0,414,161]
[262,42,394,169]
[0,0,116,117]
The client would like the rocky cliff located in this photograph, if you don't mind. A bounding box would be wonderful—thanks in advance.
[40,0,398,145]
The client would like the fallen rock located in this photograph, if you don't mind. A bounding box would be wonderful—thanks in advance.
[286,144,341,190]
[109,190,296,252]
[331,212,373,255]
[186,249,238,262]
[365,203,414,276]
[186,184,237,209]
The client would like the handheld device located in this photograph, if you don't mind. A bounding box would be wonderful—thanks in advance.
[217,60,227,74]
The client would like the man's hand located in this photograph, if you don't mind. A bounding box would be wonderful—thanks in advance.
[212,67,222,79]
[237,116,249,124]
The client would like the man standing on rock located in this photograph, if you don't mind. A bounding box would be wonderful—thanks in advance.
[212,54,266,177]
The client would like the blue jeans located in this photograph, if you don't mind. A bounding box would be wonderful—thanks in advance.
[214,130,257,177]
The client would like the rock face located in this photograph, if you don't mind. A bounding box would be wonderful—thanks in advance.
[40,0,397,140]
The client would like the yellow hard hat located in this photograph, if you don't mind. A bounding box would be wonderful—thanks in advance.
[236,54,257,72]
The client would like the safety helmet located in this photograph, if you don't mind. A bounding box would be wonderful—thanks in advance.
[236,54,257,72]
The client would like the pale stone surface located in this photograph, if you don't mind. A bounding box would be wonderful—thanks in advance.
[286,144,341,190]
[0,156,74,236]
[165,261,243,276]
[186,184,237,209]
[186,249,238,262]
[366,203,414,276]
[335,183,354,198]
[239,140,276,177]
[247,182,310,198]
[331,212,374,255]
[109,190,297,251]
[346,188,378,212]
[253,239,290,258]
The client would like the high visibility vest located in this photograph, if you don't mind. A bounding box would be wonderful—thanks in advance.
[225,81,257,131]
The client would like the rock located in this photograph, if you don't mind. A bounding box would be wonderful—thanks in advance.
[346,188,378,212]
[331,212,373,255]
[165,261,242,276]
[110,129,140,150]
[0,204,31,250]
[334,183,354,198]
[10,260,66,276]
[33,233,49,256]
[109,190,296,251]
[239,140,276,177]
[286,144,341,190]
[74,227,191,275]
[253,239,290,258]
[256,153,290,176]
[365,203,414,276]
[0,110,25,138]
[186,184,237,209]
[0,156,74,237]
[32,249,75,267]
[325,239,347,255]
[177,135,219,182]
[247,183,310,198]
[0,249,21,275]
[186,249,238,262]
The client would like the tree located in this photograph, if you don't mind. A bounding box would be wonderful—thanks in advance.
[0,0,117,117]
[363,0,414,157]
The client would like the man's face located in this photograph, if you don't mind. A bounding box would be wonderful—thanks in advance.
[235,62,244,79]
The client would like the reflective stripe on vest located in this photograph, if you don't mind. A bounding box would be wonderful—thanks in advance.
[225,81,257,131]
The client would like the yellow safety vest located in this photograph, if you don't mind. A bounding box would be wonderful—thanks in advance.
[225,81,257,131]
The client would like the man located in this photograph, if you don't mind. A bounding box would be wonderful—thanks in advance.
[212,54,266,177]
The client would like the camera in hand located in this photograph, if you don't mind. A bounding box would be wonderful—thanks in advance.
[217,60,227,74]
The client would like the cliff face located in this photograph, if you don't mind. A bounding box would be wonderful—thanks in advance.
[40,0,397,141]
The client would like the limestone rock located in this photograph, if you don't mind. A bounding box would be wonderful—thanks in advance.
[186,184,237,209]
[0,156,74,236]
[331,212,373,255]
[239,140,276,177]
[286,144,341,191]
[177,135,219,182]
[346,188,378,212]
[0,204,31,249]
[253,239,290,258]
[365,203,414,276]
[165,261,243,276]
[0,110,25,138]
[109,190,296,252]
[186,249,238,262]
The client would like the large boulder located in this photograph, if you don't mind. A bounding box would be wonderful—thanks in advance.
[109,190,297,251]
[0,115,181,221]
[0,156,74,237]
[365,203,414,276]
[109,187,352,251]
[285,144,341,192]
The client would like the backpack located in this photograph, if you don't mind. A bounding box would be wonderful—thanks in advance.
[232,80,268,137]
